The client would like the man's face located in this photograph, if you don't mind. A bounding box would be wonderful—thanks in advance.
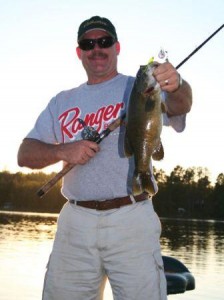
[76,30,120,84]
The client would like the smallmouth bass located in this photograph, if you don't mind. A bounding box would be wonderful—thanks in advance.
[124,62,166,196]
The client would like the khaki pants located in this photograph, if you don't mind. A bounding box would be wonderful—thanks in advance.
[42,199,167,300]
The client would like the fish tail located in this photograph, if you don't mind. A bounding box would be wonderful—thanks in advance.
[132,171,157,196]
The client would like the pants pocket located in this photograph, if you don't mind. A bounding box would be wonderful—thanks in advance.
[153,249,167,300]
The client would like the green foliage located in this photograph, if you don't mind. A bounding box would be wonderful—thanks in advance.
[0,171,66,213]
[153,167,223,219]
[0,168,224,219]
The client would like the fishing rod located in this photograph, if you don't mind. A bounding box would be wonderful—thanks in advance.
[176,24,223,69]
[37,115,126,198]
[37,24,223,198]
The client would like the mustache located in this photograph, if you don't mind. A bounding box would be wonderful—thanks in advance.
[88,51,108,60]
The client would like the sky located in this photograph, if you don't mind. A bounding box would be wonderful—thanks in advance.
[1,0,224,183]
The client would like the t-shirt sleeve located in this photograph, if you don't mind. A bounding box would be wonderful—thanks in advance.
[162,91,186,132]
[26,97,58,144]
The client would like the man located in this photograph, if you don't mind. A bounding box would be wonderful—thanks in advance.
[18,16,192,300]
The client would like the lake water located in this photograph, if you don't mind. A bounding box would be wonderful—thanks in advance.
[0,210,224,300]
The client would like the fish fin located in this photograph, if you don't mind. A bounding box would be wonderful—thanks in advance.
[152,141,164,161]
[161,102,167,113]
[124,133,133,157]
[132,171,157,196]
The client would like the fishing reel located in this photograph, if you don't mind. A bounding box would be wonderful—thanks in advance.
[78,118,100,142]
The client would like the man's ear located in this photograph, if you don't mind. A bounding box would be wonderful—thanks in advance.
[76,47,81,59]
[115,42,120,55]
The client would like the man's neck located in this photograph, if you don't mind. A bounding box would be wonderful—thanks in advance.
[87,70,118,85]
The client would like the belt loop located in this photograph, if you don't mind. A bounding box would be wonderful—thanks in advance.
[70,200,77,206]
[129,194,136,204]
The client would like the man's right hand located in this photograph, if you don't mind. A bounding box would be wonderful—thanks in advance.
[17,138,100,169]
[57,140,100,165]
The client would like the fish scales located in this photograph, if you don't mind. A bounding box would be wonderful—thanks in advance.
[124,63,165,196]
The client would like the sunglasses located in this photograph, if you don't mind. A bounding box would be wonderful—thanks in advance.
[78,36,116,51]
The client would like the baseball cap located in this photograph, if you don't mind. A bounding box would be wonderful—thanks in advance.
[77,16,118,42]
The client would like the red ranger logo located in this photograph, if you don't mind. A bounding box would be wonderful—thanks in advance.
[59,102,124,142]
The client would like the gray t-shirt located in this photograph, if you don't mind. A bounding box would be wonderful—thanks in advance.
[26,74,186,200]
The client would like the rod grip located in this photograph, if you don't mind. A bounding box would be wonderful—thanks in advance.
[37,163,74,198]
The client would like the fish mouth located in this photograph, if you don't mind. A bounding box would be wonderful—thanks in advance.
[144,86,154,94]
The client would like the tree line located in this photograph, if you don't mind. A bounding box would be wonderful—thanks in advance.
[0,166,224,219]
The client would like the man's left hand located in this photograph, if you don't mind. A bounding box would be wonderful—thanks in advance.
[153,62,180,93]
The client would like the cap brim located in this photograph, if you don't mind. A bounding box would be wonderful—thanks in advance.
[78,28,114,41]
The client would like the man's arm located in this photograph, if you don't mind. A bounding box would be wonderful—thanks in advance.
[165,79,192,116]
[153,62,192,116]
[17,138,100,169]
[17,139,60,169]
